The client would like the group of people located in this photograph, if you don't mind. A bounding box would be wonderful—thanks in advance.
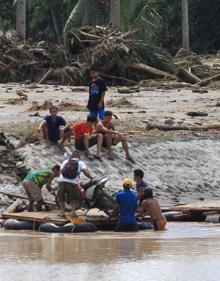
[38,68,134,162]
[22,162,166,232]
[22,67,166,232]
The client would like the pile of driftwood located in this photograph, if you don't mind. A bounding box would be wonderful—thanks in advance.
[0,28,220,86]
[0,133,29,183]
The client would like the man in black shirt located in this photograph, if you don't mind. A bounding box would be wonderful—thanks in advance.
[88,68,107,120]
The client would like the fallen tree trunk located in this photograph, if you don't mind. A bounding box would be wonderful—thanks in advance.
[128,63,175,79]
[196,73,220,87]
[177,67,201,84]
[146,122,220,131]
[4,199,23,214]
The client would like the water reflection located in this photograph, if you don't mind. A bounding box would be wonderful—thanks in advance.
[0,222,219,281]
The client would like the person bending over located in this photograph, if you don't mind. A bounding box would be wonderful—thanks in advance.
[38,105,71,150]
[110,178,138,232]
[138,188,167,231]
[22,165,60,211]
[96,110,134,162]
[72,114,103,161]
[87,68,107,120]
[58,151,93,217]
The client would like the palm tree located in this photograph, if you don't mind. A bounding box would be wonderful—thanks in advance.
[181,0,189,49]
[15,0,27,40]
[110,0,121,29]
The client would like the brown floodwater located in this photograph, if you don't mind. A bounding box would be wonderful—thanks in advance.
[0,222,220,281]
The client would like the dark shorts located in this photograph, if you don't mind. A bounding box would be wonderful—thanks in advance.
[58,181,82,205]
[75,136,97,151]
[48,132,60,143]
[102,135,117,148]
[114,223,138,232]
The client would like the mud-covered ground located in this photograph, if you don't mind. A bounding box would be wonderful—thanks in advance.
[0,83,220,208]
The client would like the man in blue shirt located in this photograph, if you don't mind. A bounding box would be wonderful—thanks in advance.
[110,178,138,232]
[38,105,71,149]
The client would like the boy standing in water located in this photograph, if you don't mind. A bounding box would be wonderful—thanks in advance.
[87,68,107,120]
[138,188,167,231]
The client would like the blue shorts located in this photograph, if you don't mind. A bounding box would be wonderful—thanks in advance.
[89,108,105,120]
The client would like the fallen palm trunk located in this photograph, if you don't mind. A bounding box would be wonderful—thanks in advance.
[196,73,220,87]
[128,63,175,79]
[177,67,202,84]
[146,122,220,131]
[4,199,23,214]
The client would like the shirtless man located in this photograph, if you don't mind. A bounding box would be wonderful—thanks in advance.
[96,110,134,162]
[138,188,167,231]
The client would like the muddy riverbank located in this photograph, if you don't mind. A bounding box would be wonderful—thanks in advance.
[0,83,220,208]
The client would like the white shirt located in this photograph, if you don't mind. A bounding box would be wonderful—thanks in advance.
[58,160,86,184]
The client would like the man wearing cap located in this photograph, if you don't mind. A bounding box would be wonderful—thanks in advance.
[110,178,138,232]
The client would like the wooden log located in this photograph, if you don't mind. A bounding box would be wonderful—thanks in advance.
[177,67,201,84]
[0,191,56,207]
[128,63,175,79]
[145,122,220,132]
[4,199,23,214]
[197,73,220,87]
[39,69,53,84]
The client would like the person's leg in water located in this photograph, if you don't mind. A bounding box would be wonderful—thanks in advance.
[105,134,114,160]
[114,133,134,162]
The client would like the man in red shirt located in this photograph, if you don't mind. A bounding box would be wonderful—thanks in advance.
[72,114,103,161]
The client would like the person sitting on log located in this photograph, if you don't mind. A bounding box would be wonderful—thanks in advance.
[138,188,167,231]
[110,178,138,232]
[22,165,60,212]
[96,110,134,162]
[87,68,107,120]
[38,105,71,150]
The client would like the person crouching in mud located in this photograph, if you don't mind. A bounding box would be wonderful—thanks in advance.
[58,151,93,218]
[138,188,167,231]
[22,165,60,211]
[110,178,138,232]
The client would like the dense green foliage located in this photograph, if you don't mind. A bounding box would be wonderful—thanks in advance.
[1,0,220,54]
[0,0,15,30]
[163,0,220,53]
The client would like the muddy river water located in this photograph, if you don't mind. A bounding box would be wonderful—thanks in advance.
[0,222,220,281]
